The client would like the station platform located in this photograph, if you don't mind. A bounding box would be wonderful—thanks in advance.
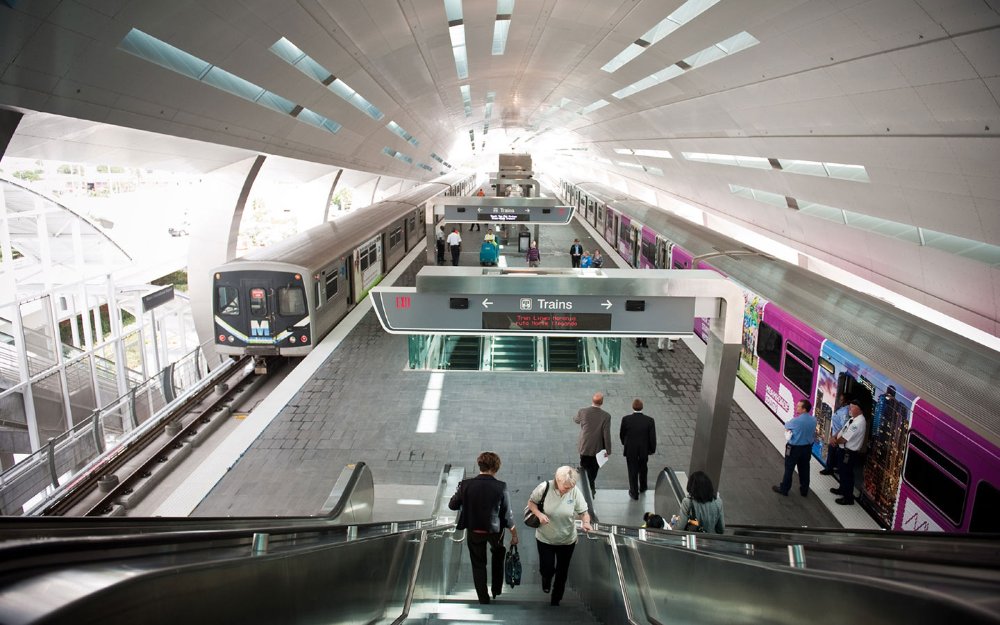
[179,211,850,534]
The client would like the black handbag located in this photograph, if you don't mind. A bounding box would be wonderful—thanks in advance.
[523,480,550,528]
[504,545,522,588]
[683,498,706,533]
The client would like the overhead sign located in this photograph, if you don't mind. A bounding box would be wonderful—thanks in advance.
[437,197,574,224]
[371,291,695,336]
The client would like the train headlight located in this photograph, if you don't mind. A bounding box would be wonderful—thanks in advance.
[301,334,308,343]
[228,336,234,342]
[290,336,297,343]
[218,334,225,342]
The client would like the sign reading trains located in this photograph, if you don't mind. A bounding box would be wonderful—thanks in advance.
[482,311,612,332]
[441,200,574,224]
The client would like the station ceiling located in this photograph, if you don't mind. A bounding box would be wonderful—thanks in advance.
[1,0,999,334]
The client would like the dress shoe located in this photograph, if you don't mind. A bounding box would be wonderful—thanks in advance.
[829,487,843,495]
[835,497,854,506]
[629,492,639,500]
[542,578,551,593]
[800,490,809,497]
[772,485,788,496]
[819,469,834,476]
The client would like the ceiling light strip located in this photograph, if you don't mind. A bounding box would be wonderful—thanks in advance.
[493,0,515,55]
[602,0,720,73]
[445,0,469,79]
[686,152,869,182]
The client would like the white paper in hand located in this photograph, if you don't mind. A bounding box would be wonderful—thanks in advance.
[596,449,609,467]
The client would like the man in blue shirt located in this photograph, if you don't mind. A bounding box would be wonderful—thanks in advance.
[773,399,818,497]
[820,394,850,476]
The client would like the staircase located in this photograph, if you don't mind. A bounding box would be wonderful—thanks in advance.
[444,336,482,370]
[547,338,581,372]
[490,337,536,371]
[405,578,601,624]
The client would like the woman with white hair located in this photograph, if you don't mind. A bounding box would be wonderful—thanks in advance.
[525,465,592,607]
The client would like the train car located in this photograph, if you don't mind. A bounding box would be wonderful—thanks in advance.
[212,173,473,358]
[560,178,999,534]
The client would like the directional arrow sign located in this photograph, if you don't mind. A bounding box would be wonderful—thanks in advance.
[482,298,493,309]
[601,299,612,310]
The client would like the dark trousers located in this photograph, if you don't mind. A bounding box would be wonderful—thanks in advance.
[450,245,461,266]
[469,222,480,231]
[436,239,445,264]
[824,444,843,472]
[537,540,576,605]
[626,454,649,497]
[580,455,599,493]
[467,531,505,604]
[779,444,812,494]
[571,256,581,268]
[635,337,648,347]
[836,449,859,501]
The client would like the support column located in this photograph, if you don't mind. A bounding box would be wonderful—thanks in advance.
[322,168,343,223]
[189,155,266,365]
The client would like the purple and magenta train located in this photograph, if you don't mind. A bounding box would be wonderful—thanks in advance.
[561,178,999,534]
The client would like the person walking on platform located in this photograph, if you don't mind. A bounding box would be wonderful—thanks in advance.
[526,240,541,267]
[447,228,462,266]
[820,394,849,476]
[620,398,656,500]
[569,239,583,267]
[449,452,518,604]
[436,226,446,265]
[829,401,867,505]
[526,466,591,607]
[574,392,612,495]
[773,399,818,497]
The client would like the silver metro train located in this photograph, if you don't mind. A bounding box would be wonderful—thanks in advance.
[213,173,473,357]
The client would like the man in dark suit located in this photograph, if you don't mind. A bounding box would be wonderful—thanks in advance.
[574,392,612,495]
[620,398,656,500]
[569,238,583,267]
[448,452,518,604]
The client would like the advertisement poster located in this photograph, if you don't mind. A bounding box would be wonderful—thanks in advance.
[737,290,765,392]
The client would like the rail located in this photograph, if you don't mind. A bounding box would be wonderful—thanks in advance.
[0,342,231,515]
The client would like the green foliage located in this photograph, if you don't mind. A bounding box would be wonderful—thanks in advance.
[152,270,188,292]
[12,170,43,182]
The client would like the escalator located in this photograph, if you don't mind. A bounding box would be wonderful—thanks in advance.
[490,336,535,371]
[443,336,481,370]
[547,337,581,372]
[1,463,998,625]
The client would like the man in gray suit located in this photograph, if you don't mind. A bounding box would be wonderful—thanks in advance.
[574,392,612,495]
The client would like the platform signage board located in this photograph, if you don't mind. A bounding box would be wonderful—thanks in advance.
[371,291,695,336]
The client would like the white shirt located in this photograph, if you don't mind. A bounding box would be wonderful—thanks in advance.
[839,415,867,451]
[446,231,462,246]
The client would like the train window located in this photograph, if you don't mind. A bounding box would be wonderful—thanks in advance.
[278,287,306,316]
[783,341,814,394]
[360,254,369,272]
[757,321,783,371]
[389,227,403,249]
[249,288,267,316]
[408,216,416,231]
[903,433,968,525]
[217,286,239,316]
[641,238,655,263]
[325,273,338,300]
[368,245,378,268]
[969,481,999,533]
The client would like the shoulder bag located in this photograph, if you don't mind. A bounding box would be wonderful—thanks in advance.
[523,480,551,528]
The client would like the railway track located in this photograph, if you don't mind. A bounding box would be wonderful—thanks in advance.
[41,357,281,516]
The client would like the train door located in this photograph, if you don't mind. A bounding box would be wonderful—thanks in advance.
[611,212,620,247]
[595,202,605,233]
[655,238,670,269]
[629,225,641,267]
[353,235,382,302]
[242,279,275,344]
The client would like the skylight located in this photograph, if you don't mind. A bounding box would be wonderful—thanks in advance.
[493,0,515,55]
[119,29,340,134]
[483,91,495,135]
[615,148,673,159]
[616,160,664,176]
[730,184,1000,266]
[445,0,469,80]
[382,147,413,165]
[430,152,447,165]
[579,99,610,115]
[460,85,472,117]
[686,152,870,182]
[602,0,720,73]
[386,121,419,146]
[270,38,384,121]
[612,31,759,99]
[418,163,434,172]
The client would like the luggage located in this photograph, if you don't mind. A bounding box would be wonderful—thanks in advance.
[480,241,499,266]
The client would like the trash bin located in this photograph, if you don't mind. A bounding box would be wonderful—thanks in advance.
[518,231,531,253]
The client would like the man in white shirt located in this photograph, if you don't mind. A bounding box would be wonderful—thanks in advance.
[446,228,462,266]
[828,401,867,505]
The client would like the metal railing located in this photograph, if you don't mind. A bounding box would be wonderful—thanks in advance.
[0,341,229,516]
